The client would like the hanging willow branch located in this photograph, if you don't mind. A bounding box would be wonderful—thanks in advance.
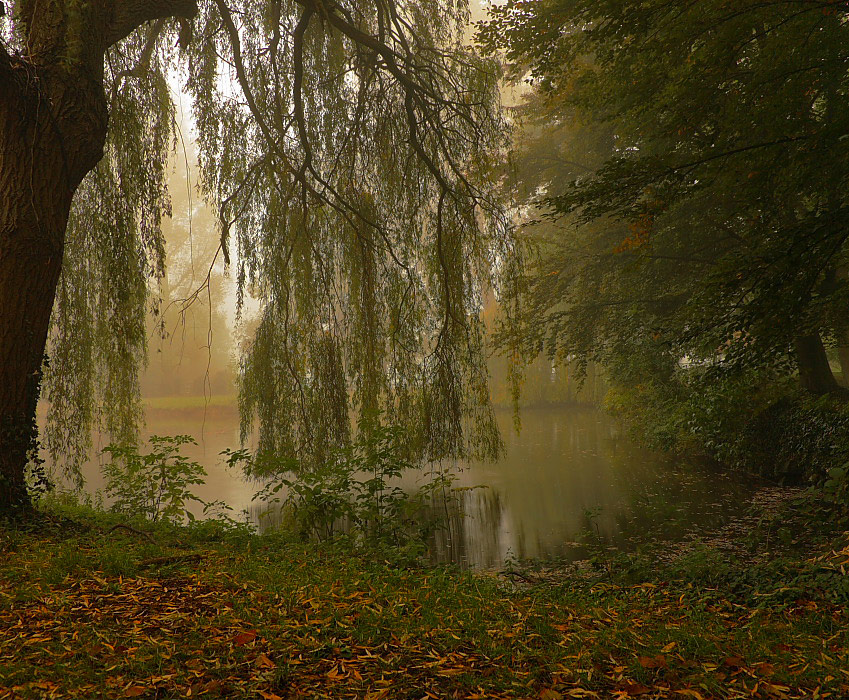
[33,0,513,481]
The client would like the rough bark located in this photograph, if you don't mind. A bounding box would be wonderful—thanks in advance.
[0,0,197,514]
[794,333,842,396]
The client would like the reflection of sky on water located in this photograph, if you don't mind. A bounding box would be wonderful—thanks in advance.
[425,408,761,569]
[78,405,761,569]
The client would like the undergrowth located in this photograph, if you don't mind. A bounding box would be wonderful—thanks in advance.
[0,491,847,699]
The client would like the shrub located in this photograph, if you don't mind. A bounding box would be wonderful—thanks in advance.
[740,395,849,483]
[102,435,206,524]
[605,365,849,489]
[225,425,460,552]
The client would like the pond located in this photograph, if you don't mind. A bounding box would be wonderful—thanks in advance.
[76,404,761,570]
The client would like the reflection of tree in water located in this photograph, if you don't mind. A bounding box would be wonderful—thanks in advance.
[248,480,510,570]
[248,499,285,533]
[425,487,505,569]
[242,409,762,568]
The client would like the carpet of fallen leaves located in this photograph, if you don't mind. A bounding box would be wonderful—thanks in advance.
[0,527,848,699]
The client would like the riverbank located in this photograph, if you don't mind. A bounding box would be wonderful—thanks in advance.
[62,406,764,568]
[1,492,847,699]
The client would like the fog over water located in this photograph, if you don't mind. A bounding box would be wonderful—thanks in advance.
[76,404,757,570]
[61,119,756,569]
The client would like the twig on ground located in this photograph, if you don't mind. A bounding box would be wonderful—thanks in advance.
[108,523,158,546]
[501,569,539,584]
[138,553,205,568]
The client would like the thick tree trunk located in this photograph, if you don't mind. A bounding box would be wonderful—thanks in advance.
[0,0,197,515]
[794,333,842,396]
[0,60,108,513]
[0,174,73,513]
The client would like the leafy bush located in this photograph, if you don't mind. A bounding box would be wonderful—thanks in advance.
[185,499,257,541]
[102,435,206,524]
[225,425,459,552]
[821,463,849,517]
[607,368,773,456]
[740,395,849,483]
[605,365,849,490]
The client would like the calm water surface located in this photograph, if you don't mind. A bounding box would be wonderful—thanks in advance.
[78,405,759,569]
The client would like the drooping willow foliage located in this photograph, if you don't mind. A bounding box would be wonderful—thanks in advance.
[30,0,512,481]
[41,22,177,486]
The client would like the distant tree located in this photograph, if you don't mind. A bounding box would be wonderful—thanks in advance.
[0,0,511,513]
[480,0,849,394]
[139,145,235,400]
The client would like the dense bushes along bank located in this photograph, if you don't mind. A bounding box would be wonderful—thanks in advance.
[605,367,849,504]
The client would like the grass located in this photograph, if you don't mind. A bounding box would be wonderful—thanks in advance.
[0,495,847,699]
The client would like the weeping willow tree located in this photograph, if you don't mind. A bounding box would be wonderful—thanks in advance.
[0,0,512,512]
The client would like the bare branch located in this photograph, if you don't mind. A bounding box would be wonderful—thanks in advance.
[106,0,198,48]
[109,19,166,103]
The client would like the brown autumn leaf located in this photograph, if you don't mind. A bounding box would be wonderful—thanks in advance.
[258,692,283,700]
[638,655,667,669]
[233,629,258,645]
[617,682,650,696]
[124,687,146,698]
[754,661,776,676]
[256,652,276,669]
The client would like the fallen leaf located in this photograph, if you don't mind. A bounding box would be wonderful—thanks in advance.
[619,683,650,696]
[754,662,775,676]
[638,655,667,669]
[365,690,391,700]
[256,653,276,669]
[233,629,258,645]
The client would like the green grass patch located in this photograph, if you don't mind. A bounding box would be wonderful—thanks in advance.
[0,499,847,699]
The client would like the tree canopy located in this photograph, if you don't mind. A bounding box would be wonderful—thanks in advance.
[0,0,512,508]
[480,0,849,395]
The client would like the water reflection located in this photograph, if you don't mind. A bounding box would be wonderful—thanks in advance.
[79,405,760,569]
[248,407,760,569]
[402,408,760,569]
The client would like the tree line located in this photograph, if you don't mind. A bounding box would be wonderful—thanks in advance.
[479,0,849,475]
